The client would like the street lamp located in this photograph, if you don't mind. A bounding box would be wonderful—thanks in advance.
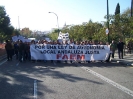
[49,12,60,36]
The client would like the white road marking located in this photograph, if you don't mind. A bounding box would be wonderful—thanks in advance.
[79,65,133,97]
[0,59,7,66]
[16,62,20,66]
[34,80,37,99]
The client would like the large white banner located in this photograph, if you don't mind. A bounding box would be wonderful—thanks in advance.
[30,44,110,61]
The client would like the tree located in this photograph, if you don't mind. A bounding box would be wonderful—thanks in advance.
[0,6,11,33]
[48,32,58,41]
[0,6,14,41]
[20,28,32,37]
[12,29,20,36]
[48,7,133,44]
[115,3,120,15]
[88,19,93,23]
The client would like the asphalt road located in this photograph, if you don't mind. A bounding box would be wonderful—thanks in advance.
[0,58,133,99]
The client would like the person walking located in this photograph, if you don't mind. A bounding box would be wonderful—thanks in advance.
[110,40,117,58]
[14,41,19,59]
[117,39,125,59]
[127,41,132,54]
[5,40,12,61]
[18,40,25,62]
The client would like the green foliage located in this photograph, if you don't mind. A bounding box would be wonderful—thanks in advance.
[0,6,11,32]
[0,6,14,42]
[48,7,133,44]
[48,32,58,41]
[13,29,20,36]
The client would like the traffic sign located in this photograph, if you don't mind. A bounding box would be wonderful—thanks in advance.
[106,28,109,35]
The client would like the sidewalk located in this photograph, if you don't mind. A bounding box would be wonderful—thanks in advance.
[111,52,133,66]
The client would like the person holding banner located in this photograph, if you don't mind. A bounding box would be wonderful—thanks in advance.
[43,40,48,63]
[86,41,91,63]
[70,39,74,45]
[56,40,62,63]
[69,40,75,63]
[30,40,36,62]
[105,42,111,62]
[64,40,69,63]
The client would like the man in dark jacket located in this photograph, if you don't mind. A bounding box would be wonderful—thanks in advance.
[5,40,12,61]
[14,41,19,59]
[117,39,125,59]
[18,40,25,62]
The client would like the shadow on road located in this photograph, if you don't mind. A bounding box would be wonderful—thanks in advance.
[0,60,105,99]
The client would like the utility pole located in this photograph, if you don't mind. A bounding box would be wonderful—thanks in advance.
[107,0,109,43]
[131,0,133,17]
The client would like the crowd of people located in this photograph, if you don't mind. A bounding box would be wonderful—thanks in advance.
[5,40,30,62]
[4,38,130,63]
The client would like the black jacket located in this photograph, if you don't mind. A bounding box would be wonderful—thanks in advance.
[5,42,12,50]
[117,42,124,51]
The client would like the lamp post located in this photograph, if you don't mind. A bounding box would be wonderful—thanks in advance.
[18,16,20,30]
[107,0,109,43]
[49,12,60,36]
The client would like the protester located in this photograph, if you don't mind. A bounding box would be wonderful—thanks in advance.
[117,39,125,59]
[27,42,31,61]
[127,41,132,54]
[18,40,26,62]
[105,42,111,62]
[24,42,29,60]
[10,34,109,63]
[5,40,12,61]
[110,40,117,58]
[14,41,19,59]
[11,40,15,57]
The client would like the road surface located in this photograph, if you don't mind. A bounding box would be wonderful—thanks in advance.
[0,59,133,99]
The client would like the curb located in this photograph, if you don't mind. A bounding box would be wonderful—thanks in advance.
[111,59,133,66]
[116,61,131,66]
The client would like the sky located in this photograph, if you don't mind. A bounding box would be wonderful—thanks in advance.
[0,0,131,31]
